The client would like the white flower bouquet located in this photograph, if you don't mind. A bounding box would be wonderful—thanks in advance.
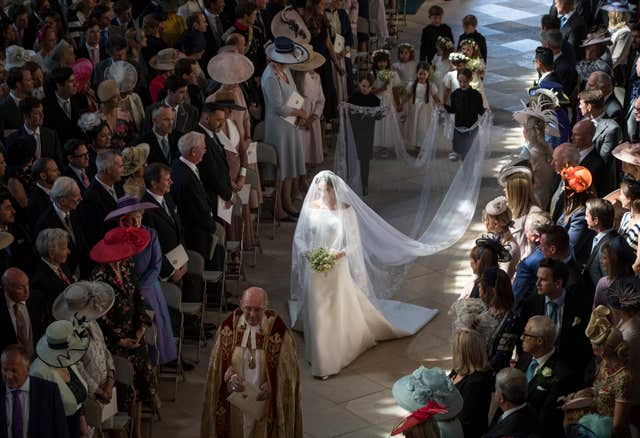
[377,69,395,86]
[308,248,337,273]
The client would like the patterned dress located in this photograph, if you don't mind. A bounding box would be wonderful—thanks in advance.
[92,259,156,410]
[487,309,522,371]
[594,363,632,417]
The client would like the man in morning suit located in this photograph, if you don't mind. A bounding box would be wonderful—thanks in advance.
[482,368,539,438]
[27,158,59,230]
[0,268,49,356]
[572,120,607,196]
[584,198,621,291]
[42,67,89,145]
[62,139,93,195]
[517,316,573,438]
[0,67,33,141]
[587,71,624,128]
[170,131,218,266]
[145,75,199,136]
[520,258,593,378]
[542,29,578,96]
[554,0,587,60]
[79,150,125,250]
[1,344,69,438]
[138,105,179,166]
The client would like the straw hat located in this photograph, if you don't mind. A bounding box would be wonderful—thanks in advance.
[121,143,150,176]
[207,52,255,84]
[97,79,119,103]
[613,142,640,166]
[289,44,326,72]
[52,281,115,322]
[265,36,309,65]
[36,320,89,368]
[392,366,463,419]
[149,48,184,71]
[90,225,151,263]
[104,195,158,222]
[271,6,310,43]
[5,45,35,70]
[0,231,13,250]
[104,60,138,93]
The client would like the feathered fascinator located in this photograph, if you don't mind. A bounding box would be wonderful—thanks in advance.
[607,276,640,310]
[449,298,497,342]
[104,61,138,93]
[475,235,512,263]
[77,112,105,134]
[531,88,560,108]
[561,166,592,193]
[513,94,560,137]
[448,52,469,64]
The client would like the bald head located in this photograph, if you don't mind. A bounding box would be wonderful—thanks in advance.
[240,287,268,326]
[2,268,30,302]
[571,120,596,150]
[551,143,580,173]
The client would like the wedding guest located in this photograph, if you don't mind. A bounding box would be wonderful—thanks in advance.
[468,236,510,299]
[619,176,640,273]
[62,139,92,194]
[77,113,112,175]
[0,65,33,141]
[325,0,354,101]
[483,196,520,277]
[572,119,607,196]
[5,135,36,213]
[42,67,89,145]
[31,228,73,307]
[584,198,617,290]
[121,143,150,198]
[92,35,129,87]
[97,79,136,150]
[201,287,302,437]
[138,105,178,166]
[30,320,89,438]
[550,143,580,221]
[104,60,147,137]
[145,75,199,136]
[0,191,36,275]
[27,158,59,229]
[148,48,183,103]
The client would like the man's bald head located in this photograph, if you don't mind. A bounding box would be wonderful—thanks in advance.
[551,143,580,173]
[2,268,30,302]
[571,119,596,150]
[241,287,268,326]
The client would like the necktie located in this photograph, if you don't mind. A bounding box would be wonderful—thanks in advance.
[11,390,23,438]
[62,99,71,118]
[63,214,76,243]
[215,15,223,38]
[546,301,559,325]
[91,47,99,66]
[33,130,41,159]
[162,198,172,217]
[57,267,71,286]
[526,358,539,382]
[560,15,568,27]
[161,137,170,162]
[13,303,28,348]
[80,170,90,188]
[107,186,118,202]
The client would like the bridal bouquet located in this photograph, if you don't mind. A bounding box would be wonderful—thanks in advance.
[377,69,395,86]
[308,248,337,273]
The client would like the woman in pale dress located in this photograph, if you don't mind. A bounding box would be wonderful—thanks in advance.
[371,49,401,150]
[605,3,632,84]
[460,39,488,109]
[432,37,455,103]
[290,171,438,378]
[261,37,309,221]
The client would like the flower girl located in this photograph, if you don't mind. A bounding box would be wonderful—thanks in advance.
[403,62,440,150]
[371,49,401,152]
[460,38,489,108]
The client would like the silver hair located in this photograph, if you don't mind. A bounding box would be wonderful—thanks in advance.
[178,131,205,156]
[96,150,121,173]
[524,210,552,233]
[35,228,68,258]
[541,29,563,49]
[495,368,528,404]
[50,176,79,203]
[590,71,612,90]
[527,315,557,347]
[151,104,172,121]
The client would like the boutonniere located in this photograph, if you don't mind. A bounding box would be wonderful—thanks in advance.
[572,316,582,327]
[541,367,553,378]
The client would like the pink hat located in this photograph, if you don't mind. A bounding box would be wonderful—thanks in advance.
[72,58,93,92]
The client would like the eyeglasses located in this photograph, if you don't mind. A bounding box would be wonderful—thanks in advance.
[521,332,541,340]
[72,152,89,159]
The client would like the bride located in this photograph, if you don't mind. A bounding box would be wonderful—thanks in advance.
[290,171,438,378]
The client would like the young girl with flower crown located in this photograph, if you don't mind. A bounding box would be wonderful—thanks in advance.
[460,38,489,109]
[371,49,401,151]
[403,62,439,150]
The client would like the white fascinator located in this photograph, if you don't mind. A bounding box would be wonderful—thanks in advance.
[449,298,497,342]
[77,112,104,134]
[104,60,138,93]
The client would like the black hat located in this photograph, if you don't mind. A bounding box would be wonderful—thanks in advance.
[535,46,554,66]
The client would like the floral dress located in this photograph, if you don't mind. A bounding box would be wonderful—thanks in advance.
[594,363,632,417]
[487,309,522,371]
[92,259,156,410]
[108,109,137,150]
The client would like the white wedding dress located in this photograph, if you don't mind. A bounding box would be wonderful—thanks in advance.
[290,206,438,377]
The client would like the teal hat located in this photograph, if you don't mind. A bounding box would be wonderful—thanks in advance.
[392,367,463,419]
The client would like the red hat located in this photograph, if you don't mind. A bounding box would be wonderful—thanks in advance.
[561,166,592,193]
[90,226,150,264]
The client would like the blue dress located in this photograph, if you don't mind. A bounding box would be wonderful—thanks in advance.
[261,64,306,179]
[133,226,177,365]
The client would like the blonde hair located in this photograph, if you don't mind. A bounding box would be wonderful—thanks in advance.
[452,329,489,375]
[482,207,514,231]
[608,10,628,29]
[504,174,538,218]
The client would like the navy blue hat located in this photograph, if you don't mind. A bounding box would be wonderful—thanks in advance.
[182,30,207,55]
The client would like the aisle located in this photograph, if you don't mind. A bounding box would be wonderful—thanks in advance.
[156,0,544,435]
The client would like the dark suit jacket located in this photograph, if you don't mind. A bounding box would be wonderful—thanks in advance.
[170,158,217,259]
[75,43,109,64]
[141,191,185,279]
[481,404,539,438]
[0,290,49,354]
[559,13,587,60]
[42,93,89,145]
[194,125,233,212]
[453,370,492,438]
[0,376,69,438]
[144,101,199,135]
[553,53,578,96]
[604,93,624,128]
[520,288,592,374]
[7,223,37,277]
[27,185,52,230]
[78,178,124,250]
[516,352,573,438]
[513,248,545,304]
[62,166,90,195]
[30,259,73,307]
[33,205,88,277]
[0,95,22,141]
[583,229,617,291]
[136,130,179,166]
[579,147,607,196]
[557,209,596,266]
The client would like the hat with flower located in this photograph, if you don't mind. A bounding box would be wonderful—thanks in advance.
[90,224,151,263]
[561,166,592,193]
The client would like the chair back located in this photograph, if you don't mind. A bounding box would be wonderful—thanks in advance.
[257,142,278,165]
[253,121,265,141]
[187,250,205,276]
[160,281,182,310]
[113,356,135,386]
[245,168,259,187]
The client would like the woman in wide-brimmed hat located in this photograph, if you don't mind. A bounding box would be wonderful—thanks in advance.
[53,281,117,409]
[105,60,146,134]
[149,48,184,102]
[30,319,90,437]
[89,222,159,417]
[122,143,150,198]
[103,195,177,367]
[261,36,310,221]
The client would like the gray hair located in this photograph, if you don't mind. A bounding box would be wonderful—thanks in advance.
[35,228,68,258]
[96,149,121,173]
[178,131,205,156]
[527,315,557,347]
[590,71,612,90]
[541,29,563,49]
[151,104,172,121]
[50,176,79,203]
[495,368,528,404]
[525,211,552,234]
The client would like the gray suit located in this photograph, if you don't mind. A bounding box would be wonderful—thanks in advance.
[593,117,623,189]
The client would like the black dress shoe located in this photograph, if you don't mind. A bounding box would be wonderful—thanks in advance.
[285,209,300,218]
[204,323,217,330]
[280,215,297,223]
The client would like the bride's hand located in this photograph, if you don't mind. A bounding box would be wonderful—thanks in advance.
[334,252,346,259]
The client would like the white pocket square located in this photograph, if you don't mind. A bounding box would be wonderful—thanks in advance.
[536,385,548,391]
[572,316,582,327]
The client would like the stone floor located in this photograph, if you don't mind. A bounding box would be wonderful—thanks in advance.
[154,0,545,436]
